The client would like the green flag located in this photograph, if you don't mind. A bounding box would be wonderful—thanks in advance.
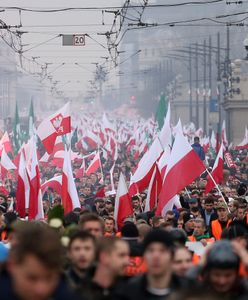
[156,93,168,130]
[28,99,35,138]
[13,102,22,153]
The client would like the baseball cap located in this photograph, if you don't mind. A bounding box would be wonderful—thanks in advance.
[187,198,198,204]
[216,202,228,210]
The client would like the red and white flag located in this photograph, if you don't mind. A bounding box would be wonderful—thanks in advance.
[114,173,133,230]
[26,138,44,220]
[85,152,101,176]
[37,103,71,154]
[41,175,62,195]
[129,137,163,196]
[235,127,248,150]
[144,164,162,212]
[75,159,85,179]
[0,132,13,155]
[205,143,224,194]
[16,151,29,218]
[102,113,116,133]
[0,148,16,179]
[62,149,80,214]
[156,131,205,216]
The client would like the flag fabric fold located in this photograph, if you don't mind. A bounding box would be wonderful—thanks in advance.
[156,131,205,216]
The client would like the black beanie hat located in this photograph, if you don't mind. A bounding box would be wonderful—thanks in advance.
[121,222,139,238]
[143,229,174,251]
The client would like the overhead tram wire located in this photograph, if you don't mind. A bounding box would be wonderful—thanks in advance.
[0,1,227,13]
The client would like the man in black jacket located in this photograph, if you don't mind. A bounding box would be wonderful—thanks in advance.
[79,236,130,300]
[200,195,218,229]
[118,229,189,300]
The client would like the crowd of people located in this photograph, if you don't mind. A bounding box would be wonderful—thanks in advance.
[0,117,247,299]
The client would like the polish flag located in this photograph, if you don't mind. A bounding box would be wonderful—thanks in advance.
[102,113,116,133]
[156,131,205,216]
[144,164,162,212]
[85,152,101,176]
[41,175,62,195]
[114,173,133,230]
[26,138,44,220]
[0,132,13,155]
[235,127,248,150]
[205,143,224,194]
[39,151,50,166]
[62,149,80,214]
[37,103,71,154]
[202,136,210,153]
[84,130,101,149]
[129,137,163,196]
[75,159,85,179]
[16,151,29,218]
[0,148,17,179]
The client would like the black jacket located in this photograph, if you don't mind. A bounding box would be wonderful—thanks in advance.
[117,273,190,300]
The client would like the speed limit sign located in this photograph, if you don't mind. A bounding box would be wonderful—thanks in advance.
[73,34,86,46]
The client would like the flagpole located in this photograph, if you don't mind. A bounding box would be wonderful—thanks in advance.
[97,143,104,183]
[205,168,230,212]
[184,188,191,199]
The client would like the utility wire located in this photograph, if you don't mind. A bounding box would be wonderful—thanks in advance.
[0,2,226,12]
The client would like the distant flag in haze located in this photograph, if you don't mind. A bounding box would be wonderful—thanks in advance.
[159,102,172,150]
[85,152,101,176]
[0,148,16,179]
[37,102,71,154]
[235,127,248,150]
[0,132,13,155]
[13,102,23,153]
[156,93,168,130]
[28,99,35,138]
[205,143,224,194]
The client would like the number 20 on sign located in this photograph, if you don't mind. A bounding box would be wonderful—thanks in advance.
[73,35,85,46]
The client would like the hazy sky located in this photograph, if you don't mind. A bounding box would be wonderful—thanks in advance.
[1,0,124,98]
